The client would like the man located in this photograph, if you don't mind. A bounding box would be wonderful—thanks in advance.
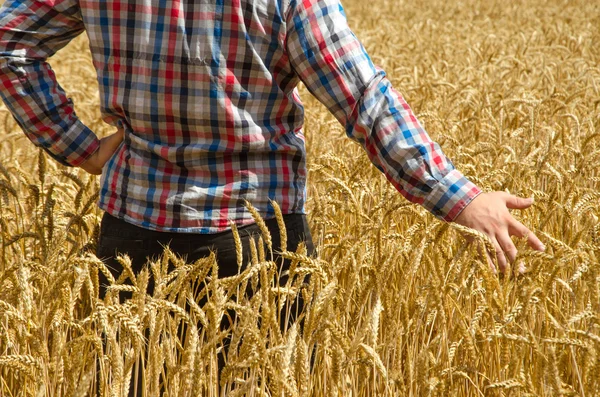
[0,0,543,286]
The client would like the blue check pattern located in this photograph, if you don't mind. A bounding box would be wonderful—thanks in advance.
[0,0,481,232]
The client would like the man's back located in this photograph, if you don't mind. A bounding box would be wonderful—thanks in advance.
[82,0,306,232]
[0,0,481,236]
[2,0,315,232]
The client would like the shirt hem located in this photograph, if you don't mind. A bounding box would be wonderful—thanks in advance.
[97,202,307,234]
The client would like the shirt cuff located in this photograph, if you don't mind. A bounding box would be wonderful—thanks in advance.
[422,169,482,222]
[45,120,100,167]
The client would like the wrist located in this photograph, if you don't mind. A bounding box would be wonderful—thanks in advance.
[421,170,482,222]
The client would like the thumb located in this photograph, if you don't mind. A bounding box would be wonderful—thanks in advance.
[505,195,534,210]
[105,128,124,148]
[98,129,124,161]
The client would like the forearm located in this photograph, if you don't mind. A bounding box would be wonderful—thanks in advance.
[346,68,482,221]
[285,0,481,221]
[0,56,99,166]
[0,0,99,167]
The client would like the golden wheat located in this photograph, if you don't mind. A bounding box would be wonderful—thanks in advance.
[1,0,600,395]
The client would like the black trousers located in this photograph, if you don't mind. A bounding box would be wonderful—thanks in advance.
[96,212,314,297]
[95,212,314,395]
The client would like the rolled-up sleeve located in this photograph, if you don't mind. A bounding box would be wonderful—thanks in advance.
[0,0,99,167]
[285,0,481,221]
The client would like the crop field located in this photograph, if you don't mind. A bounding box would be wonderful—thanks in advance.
[1,0,600,395]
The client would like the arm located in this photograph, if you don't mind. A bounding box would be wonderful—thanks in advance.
[285,0,479,221]
[285,0,544,271]
[0,0,100,167]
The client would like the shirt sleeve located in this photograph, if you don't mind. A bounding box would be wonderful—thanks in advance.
[284,0,481,221]
[0,0,99,167]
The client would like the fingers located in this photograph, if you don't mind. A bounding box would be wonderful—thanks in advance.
[496,232,517,264]
[493,219,545,274]
[99,129,125,159]
[80,128,125,175]
[477,242,497,274]
[459,192,544,275]
[505,194,534,210]
[492,238,508,273]
[527,232,545,252]
[509,220,546,252]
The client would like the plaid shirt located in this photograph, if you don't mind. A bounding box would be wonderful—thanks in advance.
[0,0,481,233]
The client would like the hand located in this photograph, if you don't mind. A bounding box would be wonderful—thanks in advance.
[80,128,124,175]
[454,192,545,273]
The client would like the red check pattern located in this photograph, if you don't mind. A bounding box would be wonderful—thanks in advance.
[0,0,481,232]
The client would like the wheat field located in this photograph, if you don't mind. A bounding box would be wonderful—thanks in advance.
[1,0,600,395]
